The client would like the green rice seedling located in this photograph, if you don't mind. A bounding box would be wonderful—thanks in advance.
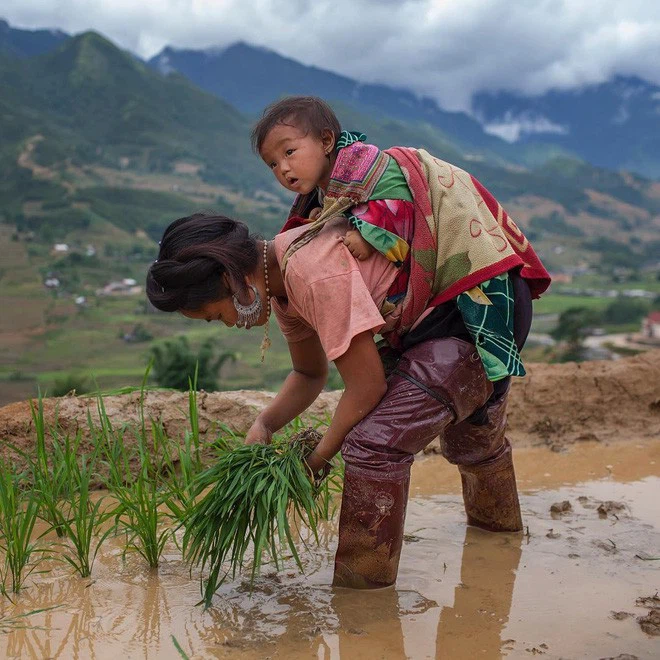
[110,440,172,569]
[187,367,202,472]
[25,393,78,538]
[182,428,333,607]
[92,393,135,489]
[162,428,201,527]
[57,453,116,578]
[108,372,175,569]
[164,374,233,526]
[0,459,48,594]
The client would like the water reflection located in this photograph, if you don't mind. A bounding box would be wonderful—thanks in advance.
[332,587,407,658]
[1,466,658,659]
[435,527,522,659]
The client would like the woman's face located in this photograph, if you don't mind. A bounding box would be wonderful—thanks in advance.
[180,283,268,330]
[181,297,239,328]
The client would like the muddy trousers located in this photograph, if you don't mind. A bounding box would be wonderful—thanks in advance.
[333,338,524,589]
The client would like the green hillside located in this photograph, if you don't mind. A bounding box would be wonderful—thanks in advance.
[0,32,275,191]
[0,31,659,405]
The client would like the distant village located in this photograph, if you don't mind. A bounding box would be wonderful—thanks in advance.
[43,242,143,309]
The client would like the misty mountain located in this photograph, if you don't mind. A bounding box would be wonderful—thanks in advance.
[147,42,511,158]
[474,76,660,179]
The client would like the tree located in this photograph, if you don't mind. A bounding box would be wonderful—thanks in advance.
[551,306,601,358]
[148,336,236,391]
[602,297,650,325]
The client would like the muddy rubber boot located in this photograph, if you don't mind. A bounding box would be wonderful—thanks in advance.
[333,465,410,589]
[442,388,523,532]
[458,440,523,532]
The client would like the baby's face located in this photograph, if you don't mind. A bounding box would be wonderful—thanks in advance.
[260,123,333,195]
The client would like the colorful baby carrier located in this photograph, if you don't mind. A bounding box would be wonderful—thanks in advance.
[280,134,551,381]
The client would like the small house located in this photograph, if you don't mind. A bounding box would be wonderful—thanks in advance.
[642,312,660,341]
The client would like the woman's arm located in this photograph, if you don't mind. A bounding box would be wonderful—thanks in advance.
[245,333,329,444]
[306,331,387,474]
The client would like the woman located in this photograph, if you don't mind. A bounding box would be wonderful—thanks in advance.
[147,91,549,588]
[147,188,547,588]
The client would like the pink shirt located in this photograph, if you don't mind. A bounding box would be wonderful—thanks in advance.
[272,217,399,361]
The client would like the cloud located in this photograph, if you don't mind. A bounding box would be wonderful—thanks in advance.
[483,112,569,142]
[3,0,660,112]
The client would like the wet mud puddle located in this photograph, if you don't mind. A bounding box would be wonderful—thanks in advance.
[1,440,659,659]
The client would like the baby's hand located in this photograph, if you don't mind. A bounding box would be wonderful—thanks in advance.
[343,229,375,261]
[308,207,323,220]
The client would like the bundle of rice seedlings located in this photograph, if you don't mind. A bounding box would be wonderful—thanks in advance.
[182,428,334,606]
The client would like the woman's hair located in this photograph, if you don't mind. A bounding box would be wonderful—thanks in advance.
[146,213,260,313]
[251,96,342,153]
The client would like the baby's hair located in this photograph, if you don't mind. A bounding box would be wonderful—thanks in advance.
[146,212,260,313]
[251,96,342,153]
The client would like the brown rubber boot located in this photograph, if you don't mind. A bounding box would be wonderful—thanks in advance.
[333,465,410,589]
[442,389,523,532]
[458,440,523,532]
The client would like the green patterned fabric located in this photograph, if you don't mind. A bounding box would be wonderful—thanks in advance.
[350,216,407,265]
[456,274,525,381]
[336,130,367,149]
[367,158,413,202]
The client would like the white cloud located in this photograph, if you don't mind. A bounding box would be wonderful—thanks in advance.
[3,0,660,112]
[484,112,569,142]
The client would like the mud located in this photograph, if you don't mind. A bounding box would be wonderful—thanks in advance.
[1,351,659,468]
[0,440,658,659]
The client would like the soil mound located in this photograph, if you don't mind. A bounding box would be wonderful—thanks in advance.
[1,351,659,458]
[505,349,660,449]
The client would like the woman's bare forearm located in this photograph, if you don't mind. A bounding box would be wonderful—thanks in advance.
[255,369,327,433]
[306,381,386,473]
[306,331,388,474]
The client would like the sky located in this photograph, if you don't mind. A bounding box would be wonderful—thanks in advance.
[3,0,660,113]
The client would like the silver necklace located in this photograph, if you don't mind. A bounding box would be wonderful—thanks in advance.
[260,240,272,362]
[231,240,271,362]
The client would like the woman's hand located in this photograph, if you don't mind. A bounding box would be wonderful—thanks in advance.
[245,418,273,445]
[243,334,328,446]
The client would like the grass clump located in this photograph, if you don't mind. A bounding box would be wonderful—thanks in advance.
[0,460,47,594]
[57,453,114,578]
[183,428,334,607]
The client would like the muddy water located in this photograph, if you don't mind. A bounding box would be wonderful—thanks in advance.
[1,441,659,660]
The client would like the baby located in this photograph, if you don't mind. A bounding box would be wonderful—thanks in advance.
[252,96,408,264]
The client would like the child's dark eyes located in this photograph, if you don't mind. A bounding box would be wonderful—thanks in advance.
[269,162,277,169]
[285,149,295,156]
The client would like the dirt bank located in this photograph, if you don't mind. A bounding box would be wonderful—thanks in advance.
[1,351,659,459]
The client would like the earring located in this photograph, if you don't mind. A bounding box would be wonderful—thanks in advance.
[233,284,262,328]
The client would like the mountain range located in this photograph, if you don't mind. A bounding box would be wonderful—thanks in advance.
[147,43,660,180]
[3,18,660,179]
[474,76,660,179]
[0,20,658,279]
